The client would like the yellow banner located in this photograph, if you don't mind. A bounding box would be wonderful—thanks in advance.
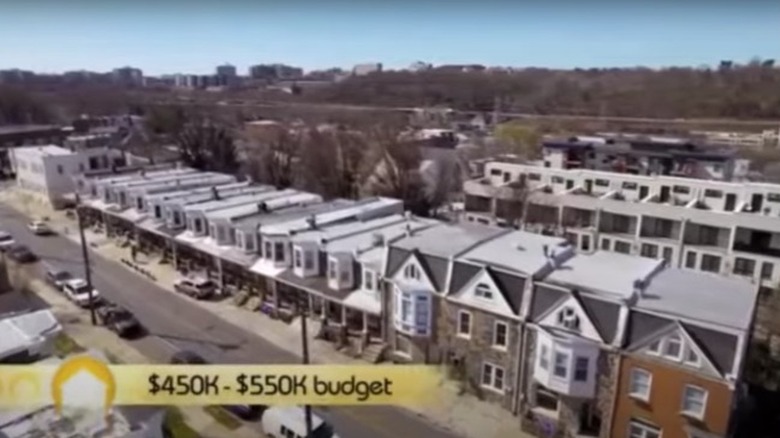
[0,356,442,412]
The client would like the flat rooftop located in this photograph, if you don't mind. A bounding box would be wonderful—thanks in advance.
[143,182,248,202]
[324,216,441,256]
[231,200,355,230]
[457,230,572,276]
[182,188,282,211]
[14,145,72,156]
[207,192,322,220]
[545,251,664,300]
[391,222,507,258]
[260,198,402,236]
[0,125,62,136]
[637,268,758,330]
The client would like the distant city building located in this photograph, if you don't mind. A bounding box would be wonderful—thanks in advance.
[691,129,780,149]
[435,64,486,73]
[248,64,304,81]
[216,63,237,77]
[111,67,144,86]
[352,63,383,76]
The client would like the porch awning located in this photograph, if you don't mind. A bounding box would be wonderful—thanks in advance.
[249,258,287,278]
[343,290,381,315]
[219,247,259,268]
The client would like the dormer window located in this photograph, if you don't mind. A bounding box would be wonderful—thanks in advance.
[557,307,580,331]
[304,251,314,270]
[663,334,683,359]
[328,259,337,280]
[404,264,420,280]
[274,242,284,262]
[264,241,272,259]
[475,283,493,299]
[136,198,143,210]
[194,218,203,233]
[154,205,162,219]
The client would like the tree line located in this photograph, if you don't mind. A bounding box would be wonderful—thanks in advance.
[303,64,780,120]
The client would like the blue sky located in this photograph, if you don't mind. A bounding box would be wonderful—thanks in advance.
[0,1,777,76]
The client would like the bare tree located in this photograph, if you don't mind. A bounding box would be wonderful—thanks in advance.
[177,117,240,174]
[362,125,428,214]
[245,127,303,188]
[298,127,366,199]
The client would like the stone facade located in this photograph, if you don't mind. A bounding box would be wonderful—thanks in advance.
[519,328,619,438]
[438,299,521,411]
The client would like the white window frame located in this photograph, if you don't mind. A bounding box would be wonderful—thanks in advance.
[573,356,589,382]
[628,368,652,402]
[628,420,661,438]
[403,263,420,280]
[492,321,508,350]
[684,347,701,366]
[553,350,569,379]
[474,283,493,299]
[293,247,303,268]
[328,258,338,280]
[663,333,683,360]
[681,385,707,420]
[538,344,549,370]
[363,269,376,291]
[481,362,505,393]
[457,310,472,338]
[646,339,660,355]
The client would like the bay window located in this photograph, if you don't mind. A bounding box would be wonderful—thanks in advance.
[393,287,431,336]
[304,250,314,270]
[294,248,303,268]
[533,330,599,398]
[274,242,285,262]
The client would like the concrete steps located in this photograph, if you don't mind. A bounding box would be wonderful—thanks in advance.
[362,342,387,363]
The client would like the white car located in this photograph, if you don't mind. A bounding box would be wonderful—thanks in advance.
[28,221,52,235]
[261,406,340,438]
[62,279,100,307]
[0,232,15,251]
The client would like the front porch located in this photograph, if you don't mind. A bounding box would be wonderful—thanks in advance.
[274,277,386,362]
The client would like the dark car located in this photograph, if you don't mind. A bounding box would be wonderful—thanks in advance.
[96,303,143,338]
[7,245,37,263]
[44,266,72,291]
[169,351,264,420]
[169,350,208,365]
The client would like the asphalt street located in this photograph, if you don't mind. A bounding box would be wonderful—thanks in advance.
[0,203,460,438]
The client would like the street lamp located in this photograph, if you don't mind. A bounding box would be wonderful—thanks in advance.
[75,193,97,325]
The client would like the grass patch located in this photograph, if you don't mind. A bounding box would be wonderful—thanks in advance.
[53,333,85,357]
[203,405,242,430]
[164,407,201,438]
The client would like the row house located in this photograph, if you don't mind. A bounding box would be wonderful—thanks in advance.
[464,160,780,290]
[380,221,757,438]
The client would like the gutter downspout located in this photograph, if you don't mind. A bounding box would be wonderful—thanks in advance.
[604,349,623,438]
[513,323,529,416]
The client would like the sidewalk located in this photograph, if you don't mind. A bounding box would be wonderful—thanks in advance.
[0,187,530,438]
[14,270,258,438]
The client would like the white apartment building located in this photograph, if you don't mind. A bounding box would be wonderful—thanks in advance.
[463,159,780,290]
[10,145,124,205]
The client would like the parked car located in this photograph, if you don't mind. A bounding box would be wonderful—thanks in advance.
[0,232,15,251]
[169,351,264,419]
[44,266,72,290]
[173,276,218,300]
[7,245,37,263]
[96,302,142,338]
[62,279,100,307]
[262,406,340,438]
[28,221,52,235]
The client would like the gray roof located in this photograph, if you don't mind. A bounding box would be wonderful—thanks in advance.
[624,311,739,375]
[390,222,507,258]
[323,216,440,255]
[456,230,571,277]
[183,188,280,212]
[260,197,402,236]
[207,192,322,221]
[528,285,622,344]
[162,185,272,207]
[231,200,356,230]
[384,246,450,292]
[143,181,249,202]
[637,268,758,330]
[545,251,663,300]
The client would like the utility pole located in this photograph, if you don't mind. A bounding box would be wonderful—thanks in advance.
[75,193,97,325]
[298,291,313,436]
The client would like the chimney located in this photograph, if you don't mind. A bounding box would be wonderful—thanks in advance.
[258,202,268,212]
[633,279,645,297]
[542,244,549,258]
[372,232,385,247]
[404,211,413,221]
[405,223,412,237]
[306,215,317,229]
[139,168,146,178]
[211,186,219,200]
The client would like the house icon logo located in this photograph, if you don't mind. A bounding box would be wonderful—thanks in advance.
[51,356,116,417]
